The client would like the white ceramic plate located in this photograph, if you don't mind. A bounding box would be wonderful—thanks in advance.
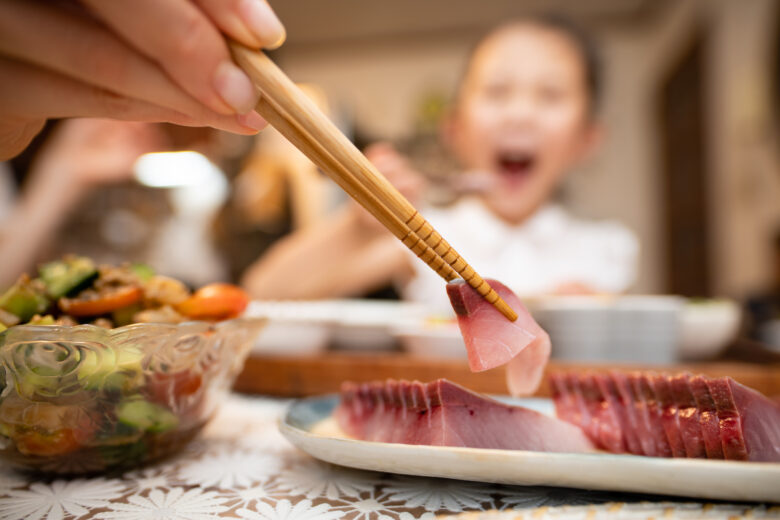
[280,395,780,503]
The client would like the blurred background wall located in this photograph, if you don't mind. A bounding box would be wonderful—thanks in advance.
[269,0,780,299]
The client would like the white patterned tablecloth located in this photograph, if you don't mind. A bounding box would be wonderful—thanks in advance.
[0,394,777,520]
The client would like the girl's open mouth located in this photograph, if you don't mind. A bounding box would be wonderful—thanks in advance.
[496,152,536,183]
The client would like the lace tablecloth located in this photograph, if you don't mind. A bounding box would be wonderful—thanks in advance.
[1,394,776,520]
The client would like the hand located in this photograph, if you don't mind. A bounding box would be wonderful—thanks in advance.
[0,0,285,160]
[351,142,427,232]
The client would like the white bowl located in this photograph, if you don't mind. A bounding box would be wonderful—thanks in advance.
[394,322,467,359]
[609,296,684,363]
[252,320,330,356]
[530,297,613,361]
[245,301,332,356]
[245,299,424,353]
[677,299,741,360]
[327,300,423,351]
[529,295,684,363]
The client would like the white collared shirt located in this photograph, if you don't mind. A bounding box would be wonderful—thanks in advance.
[401,198,639,311]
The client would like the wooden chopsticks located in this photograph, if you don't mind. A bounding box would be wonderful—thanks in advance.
[229,42,517,322]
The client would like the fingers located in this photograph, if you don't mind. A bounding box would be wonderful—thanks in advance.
[0,0,263,135]
[194,0,285,50]
[82,0,260,115]
[0,56,260,134]
[365,142,426,203]
[0,118,45,162]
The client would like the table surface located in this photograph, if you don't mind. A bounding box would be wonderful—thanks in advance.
[1,394,777,520]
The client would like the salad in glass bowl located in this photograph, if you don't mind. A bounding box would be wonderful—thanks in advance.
[0,256,264,474]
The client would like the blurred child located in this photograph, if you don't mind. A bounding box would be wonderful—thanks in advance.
[242,16,638,309]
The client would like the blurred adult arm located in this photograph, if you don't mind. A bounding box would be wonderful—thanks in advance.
[0,0,285,160]
[0,119,164,288]
[241,143,423,299]
[241,207,412,299]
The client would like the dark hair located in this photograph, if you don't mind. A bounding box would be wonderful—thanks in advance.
[459,14,603,116]
[536,14,602,113]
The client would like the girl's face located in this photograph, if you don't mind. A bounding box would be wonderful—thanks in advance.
[449,24,599,224]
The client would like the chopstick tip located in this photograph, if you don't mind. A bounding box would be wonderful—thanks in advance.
[494,298,518,322]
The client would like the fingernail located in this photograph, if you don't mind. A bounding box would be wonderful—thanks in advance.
[237,110,268,132]
[239,0,286,49]
[213,61,258,114]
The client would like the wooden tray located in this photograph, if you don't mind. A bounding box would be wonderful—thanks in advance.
[233,352,780,397]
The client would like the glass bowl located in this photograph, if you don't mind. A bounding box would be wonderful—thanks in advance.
[0,318,265,475]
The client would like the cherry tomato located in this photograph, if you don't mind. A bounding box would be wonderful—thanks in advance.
[147,370,203,405]
[15,428,80,456]
[70,411,102,446]
[59,286,143,317]
[176,283,248,321]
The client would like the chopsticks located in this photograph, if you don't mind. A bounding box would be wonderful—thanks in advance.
[229,42,517,322]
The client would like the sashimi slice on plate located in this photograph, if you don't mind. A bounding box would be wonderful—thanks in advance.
[552,371,780,462]
[335,378,593,453]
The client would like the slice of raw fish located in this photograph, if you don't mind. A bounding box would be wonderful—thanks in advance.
[564,373,593,437]
[580,375,625,453]
[728,379,780,462]
[648,374,687,458]
[624,373,659,457]
[631,373,673,457]
[336,379,595,453]
[611,372,654,456]
[669,373,707,458]
[705,377,748,460]
[552,371,780,461]
[551,373,616,450]
[689,375,726,459]
[595,374,641,454]
[446,279,550,396]
[548,373,577,424]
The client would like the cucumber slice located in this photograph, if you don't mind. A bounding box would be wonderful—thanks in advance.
[78,346,144,392]
[129,263,155,282]
[88,420,144,447]
[112,303,142,327]
[38,256,98,299]
[77,348,116,389]
[117,399,178,433]
[0,277,50,322]
[99,438,147,466]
